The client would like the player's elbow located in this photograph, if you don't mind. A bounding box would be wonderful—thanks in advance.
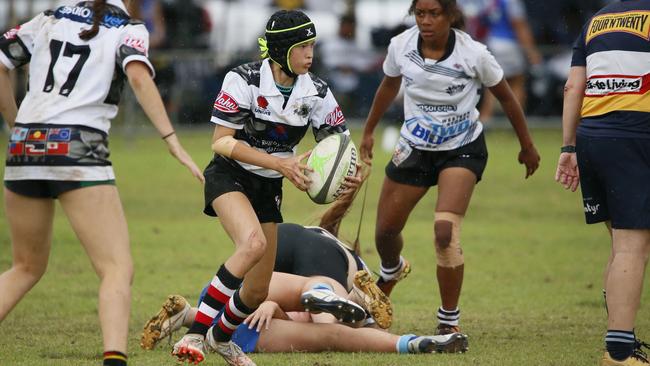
[125,62,153,91]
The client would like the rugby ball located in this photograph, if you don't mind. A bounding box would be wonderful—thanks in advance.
[305,133,357,204]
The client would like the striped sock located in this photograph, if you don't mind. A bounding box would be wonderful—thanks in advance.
[380,256,404,282]
[103,351,127,366]
[437,306,460,326]
[213,288,256,342]
[606,329,636,361]
[187,264,242,336]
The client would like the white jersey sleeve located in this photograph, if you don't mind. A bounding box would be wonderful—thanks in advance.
[116,24,154,77]
[0,12,48,69]
[309,87,349,142]
[475,45,504,87]
[210,71,253,130]
[382,39,401,77]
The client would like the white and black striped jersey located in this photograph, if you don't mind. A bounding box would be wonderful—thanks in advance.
[211,59,348,178]
[0,0,154,134]
[384,26,503,151]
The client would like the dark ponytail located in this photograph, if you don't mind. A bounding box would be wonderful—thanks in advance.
[79,0,108,40]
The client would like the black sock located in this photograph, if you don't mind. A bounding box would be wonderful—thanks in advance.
[606,330,636,361]
[103,351,127,366]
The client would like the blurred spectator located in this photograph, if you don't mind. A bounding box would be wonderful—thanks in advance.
[131,0,167,49]
[318,14,382,118]
[161,0,212,49]
[272,0,305,10]
[158,0,215,124]
[458,0,542,123]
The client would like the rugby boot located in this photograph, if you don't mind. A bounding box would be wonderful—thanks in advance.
[407,333,469,353]
[205,326,257,366]
[601,337,649,365]
[351,269,393,329]
[435,323,462,335]
[172,333,206,364]
[376,258,411,297]
[601,352,649,365]
[301,288,366,323]
[141,295,190,350]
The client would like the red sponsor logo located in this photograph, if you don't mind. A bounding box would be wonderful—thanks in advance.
[324,106,345,126]
[123,36,147,55]
[214,91,240,113]
[257,96,269,109]
[3,26,20,40]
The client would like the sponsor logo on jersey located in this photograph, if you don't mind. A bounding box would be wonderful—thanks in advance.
[268,124,289,141]
[58,5,92,18]
[123,36,147,55]
[416,104,457,113]
[254,96,271,116]
[27,129,48,141]
[47,128,72,142]
[257,96,269,109]
[392,138,412,167]
[214,91,240,113]
[46,142,70,155]
[586,11,650,43]
[55,6,129,28]
[25,143,46,156]
[8,142,24,156]
[585,75,644,96]
[10,127,28,142]
[2,26,20,40]
[405,116,471,145]
[324,106,345,126]
[445,84,466,96]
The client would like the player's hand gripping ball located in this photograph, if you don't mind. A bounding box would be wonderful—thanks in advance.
[305,134,357,204]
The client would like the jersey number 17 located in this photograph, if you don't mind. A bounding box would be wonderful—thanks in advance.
[43,39,90,97]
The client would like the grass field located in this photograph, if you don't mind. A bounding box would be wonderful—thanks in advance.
[0,125,648,366]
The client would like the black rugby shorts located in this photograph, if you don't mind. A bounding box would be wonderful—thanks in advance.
[203,155,283,223]
[385,132,488,187]
[577,134,650,229]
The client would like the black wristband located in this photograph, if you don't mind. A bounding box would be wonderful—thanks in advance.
[560,145,576,153]
[162,131,175,140]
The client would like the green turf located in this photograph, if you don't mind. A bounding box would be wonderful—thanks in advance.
[0,126,648,365]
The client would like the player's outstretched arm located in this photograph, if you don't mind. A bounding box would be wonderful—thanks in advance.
[0,64,17,128]
[125,61,204,183]
[361,75,401,165]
